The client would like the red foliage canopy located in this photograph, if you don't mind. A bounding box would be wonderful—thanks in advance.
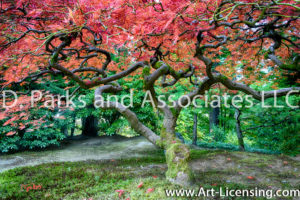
[0,0,299,133]
[0,0,298,86]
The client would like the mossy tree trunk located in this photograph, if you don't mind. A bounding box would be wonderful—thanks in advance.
[164,137,193,186]
[156,113,194,186]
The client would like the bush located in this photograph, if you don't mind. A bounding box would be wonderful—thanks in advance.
[0,107,66,153]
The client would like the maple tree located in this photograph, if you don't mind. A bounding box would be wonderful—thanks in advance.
[0,0,299,186]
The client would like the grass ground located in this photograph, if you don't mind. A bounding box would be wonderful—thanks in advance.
[0,149,299,200]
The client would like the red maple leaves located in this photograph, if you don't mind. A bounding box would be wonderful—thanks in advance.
[0,0,298,132]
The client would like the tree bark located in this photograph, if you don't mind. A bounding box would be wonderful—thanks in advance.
[209,102,220,129]
[235,108,245,151]
[160,116,194,187]
[192,113,198,145]
[209,101,220,140]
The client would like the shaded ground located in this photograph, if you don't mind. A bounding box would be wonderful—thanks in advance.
[190,150,300,192]
[0,136,157,173]
[0,136,299,199]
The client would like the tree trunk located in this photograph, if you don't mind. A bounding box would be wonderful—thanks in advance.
[223,105,226,132]
[70,116,75,137]
[209,101,220,141]
[235,108,245,151]
[209,101,220,133]
[158,116,194,186]
[94,86,194,186]
[192,113,197,145]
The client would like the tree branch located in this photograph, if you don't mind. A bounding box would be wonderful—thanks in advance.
[94,85,160,146]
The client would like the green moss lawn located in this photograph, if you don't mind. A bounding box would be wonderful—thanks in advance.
[1,149,299,200]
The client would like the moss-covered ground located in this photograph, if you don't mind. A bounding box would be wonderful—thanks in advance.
[0,149,299,200]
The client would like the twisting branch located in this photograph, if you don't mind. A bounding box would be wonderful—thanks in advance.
[214,73,300,100]
[87,46,111,72]
[0,28,48,51]
[144,60,174,117]
[44,29,149,89]
[149,58,196,88]
[94,85,160,145]
[175,77,215,111]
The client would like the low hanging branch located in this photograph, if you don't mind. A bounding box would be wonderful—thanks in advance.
[94,84,160,145]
